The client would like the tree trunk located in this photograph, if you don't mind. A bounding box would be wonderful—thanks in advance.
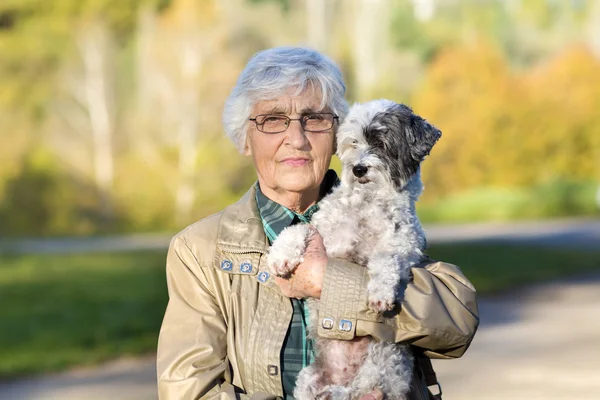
[587,0,600,57]
[175,29,203,226]
[306,0,328,51]
[353,0,388,100]
[78,20,115,219]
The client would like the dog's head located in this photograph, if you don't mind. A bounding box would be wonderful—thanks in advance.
[337,99,441,192]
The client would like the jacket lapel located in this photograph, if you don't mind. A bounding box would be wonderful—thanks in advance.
[213,185,290,397]
[215,185,269,253]
[214,185,282,292]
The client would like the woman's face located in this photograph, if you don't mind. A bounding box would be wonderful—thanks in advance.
[244,87,335,208]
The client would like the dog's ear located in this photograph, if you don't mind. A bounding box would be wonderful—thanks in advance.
[406,113,441,162]
[381,104,441,162]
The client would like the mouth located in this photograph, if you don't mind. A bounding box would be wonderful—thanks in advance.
[357,177,371,184]
[280,157,310,167]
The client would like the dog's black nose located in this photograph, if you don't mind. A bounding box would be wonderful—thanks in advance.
[352,165,368,178]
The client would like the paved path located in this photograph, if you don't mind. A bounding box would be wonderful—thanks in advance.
[1,218,599,255]
[2,274,599,400]
[0,357,157,400]
[424,217,600,249]
[0,233,173,255]
[433,274,600,399]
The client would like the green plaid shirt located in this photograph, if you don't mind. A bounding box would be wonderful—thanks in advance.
[255,170,338,399]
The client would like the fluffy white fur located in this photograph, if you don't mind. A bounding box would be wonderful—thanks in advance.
[267,99,441,400]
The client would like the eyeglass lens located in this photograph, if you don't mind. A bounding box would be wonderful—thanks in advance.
[256,114,335,133]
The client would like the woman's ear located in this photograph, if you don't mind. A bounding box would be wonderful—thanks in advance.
[332,130,338,154]
[242,134,252,156]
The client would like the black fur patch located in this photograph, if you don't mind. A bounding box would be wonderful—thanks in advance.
[363,104,441,189]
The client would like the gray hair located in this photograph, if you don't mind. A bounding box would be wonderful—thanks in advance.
[223,47,349,152]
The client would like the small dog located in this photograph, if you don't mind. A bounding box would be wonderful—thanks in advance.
[267,100,441,400]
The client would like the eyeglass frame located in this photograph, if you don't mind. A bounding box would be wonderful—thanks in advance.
[248,112,339,133]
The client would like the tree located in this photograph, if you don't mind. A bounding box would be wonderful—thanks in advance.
[352,0,391,100]
[77,19,116,216]
[134,0,239,225]
[305,0,328,51]
[414,40,600,201]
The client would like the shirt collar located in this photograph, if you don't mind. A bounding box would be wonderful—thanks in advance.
[255,169,339,243]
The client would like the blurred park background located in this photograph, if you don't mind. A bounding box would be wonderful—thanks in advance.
[1,0,600,394]
[2,0,600,236]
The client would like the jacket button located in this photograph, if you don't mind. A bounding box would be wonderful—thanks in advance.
[322,318,334,330]
[339,319,352,332]
[267,364,278,376]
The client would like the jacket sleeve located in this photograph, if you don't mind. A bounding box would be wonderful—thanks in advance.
[315,257,479,359]
[157,236,273,400]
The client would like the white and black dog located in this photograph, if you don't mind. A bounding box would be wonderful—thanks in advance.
[267,99,441,400]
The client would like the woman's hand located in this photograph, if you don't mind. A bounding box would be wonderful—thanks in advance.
[274,227,327,299]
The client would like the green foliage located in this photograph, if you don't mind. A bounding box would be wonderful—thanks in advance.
[112,153,177,233]
[390,2,437,60]
[0,251,167,378]
[247,0,290,12]
[1,0,599,237]
[0,0,169,112]
[418,180,599,223]
[0,148,106,237]
[111,136,257,233]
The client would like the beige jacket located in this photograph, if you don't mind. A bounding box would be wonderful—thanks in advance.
[157,185,479,400]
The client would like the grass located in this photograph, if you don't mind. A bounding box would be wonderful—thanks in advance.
[426,243,600,295]
[0,251,168,379]
[0,244,599,379]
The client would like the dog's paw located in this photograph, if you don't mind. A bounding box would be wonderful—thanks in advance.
[367,289,396,313]
[317,385,352,400]
[269,256,303,278]
[266,224,312,277]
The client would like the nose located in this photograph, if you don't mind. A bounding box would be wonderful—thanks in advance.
[352,164,368,178]
[285,120,309,149]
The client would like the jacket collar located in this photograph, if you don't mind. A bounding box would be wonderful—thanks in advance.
[215,170,339,254]
[255,183,320,244]
[215,184,269,254]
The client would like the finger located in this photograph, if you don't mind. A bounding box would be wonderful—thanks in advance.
[274,276,292,296]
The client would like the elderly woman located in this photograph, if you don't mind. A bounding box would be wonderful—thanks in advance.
[157,47,479,400]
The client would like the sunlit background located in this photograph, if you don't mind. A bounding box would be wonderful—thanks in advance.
[0,0,599,398]
[1,0,599,235]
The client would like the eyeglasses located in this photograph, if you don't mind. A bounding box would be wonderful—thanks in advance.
[248,113,338,134]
